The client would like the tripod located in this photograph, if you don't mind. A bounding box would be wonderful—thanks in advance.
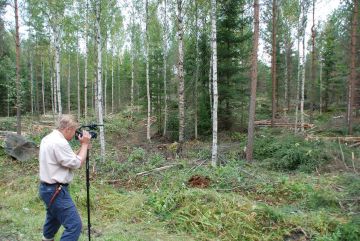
[86,148,91,241]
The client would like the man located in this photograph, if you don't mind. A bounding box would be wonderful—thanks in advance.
[39,115,91,241]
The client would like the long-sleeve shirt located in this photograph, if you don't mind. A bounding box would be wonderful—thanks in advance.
[39,129,81,184]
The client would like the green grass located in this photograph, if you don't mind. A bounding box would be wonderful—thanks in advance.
[1,113,359,241]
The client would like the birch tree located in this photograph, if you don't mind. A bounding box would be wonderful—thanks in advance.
[271,0,277,127]
[310,0,316,119]
[146,0,151,141]
[300,2,308,132]
[130,4,135,117]
[67,53,71,113]
[211,0,218,167]
[162,0,168,137]
[177,0,185,144]
[95,0,106,161]
[246,0,260,161]
[41,57,45,115]
[15,0,21,134]
[84,0,89,120]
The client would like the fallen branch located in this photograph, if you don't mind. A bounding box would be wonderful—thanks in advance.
[254,120,314,129]
[349,142,360,148]
[308,136,360,143]
[338,138,348,169]
[188,159,208,173]
[135,164,181,177]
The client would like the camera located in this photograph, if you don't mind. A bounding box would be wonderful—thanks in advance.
[75,124,103,140]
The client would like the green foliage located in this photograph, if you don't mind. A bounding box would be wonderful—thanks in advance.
[254,132,331,172]
[128,147,146,162]
[0,117,16,131]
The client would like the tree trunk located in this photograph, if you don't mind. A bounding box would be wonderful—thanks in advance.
[42,57,46,115]
[295,2,301,134]
[118,54,121,110]
[84,0,88,120]
[15,0,21,135]
[130,5,135,117]
[30,52,34,115]
[96,0,105,161]
[319,61,322,114]
[146,0,151,141]
[67,53,71,113]
[104,42,108,116]
[310,0,316,119]
[194,0,199,140]
[111,48,114,114]
[209,54,213,120]
[54,26,62,115]
[347,0,358,135]
[177,0,185,144]
[163,0,168,137]
[77,49,81,118]
[271,0,277,127]
[211,0,218,167]
[246,0,260,161]
[300,4,306,132]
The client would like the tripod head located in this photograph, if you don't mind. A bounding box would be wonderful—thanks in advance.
[75,124,104,140]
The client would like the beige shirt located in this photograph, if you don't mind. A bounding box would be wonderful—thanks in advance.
[39,129,81,184]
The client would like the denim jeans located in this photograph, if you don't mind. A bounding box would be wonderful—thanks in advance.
[39,183,82,241]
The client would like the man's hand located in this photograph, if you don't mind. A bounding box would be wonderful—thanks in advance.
[79,130,91,146]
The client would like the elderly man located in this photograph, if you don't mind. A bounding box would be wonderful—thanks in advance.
[39,115,91,241]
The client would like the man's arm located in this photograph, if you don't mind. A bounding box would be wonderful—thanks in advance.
[77,130,92,166]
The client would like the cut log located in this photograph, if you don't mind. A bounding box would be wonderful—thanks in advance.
[254,120,314,129]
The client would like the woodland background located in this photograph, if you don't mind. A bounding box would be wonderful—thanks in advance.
[0,0,360,240]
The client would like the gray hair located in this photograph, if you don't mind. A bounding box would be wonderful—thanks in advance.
[56,115,79,130]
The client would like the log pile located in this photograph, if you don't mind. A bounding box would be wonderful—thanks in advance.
[255,120,314,129]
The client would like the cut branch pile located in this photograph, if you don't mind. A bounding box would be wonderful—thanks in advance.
[255,120,314,129]
[307,135,360,144]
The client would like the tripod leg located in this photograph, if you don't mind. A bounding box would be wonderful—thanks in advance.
[86,149,91,241]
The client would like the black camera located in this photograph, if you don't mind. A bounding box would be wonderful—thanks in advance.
[75,124,103,140]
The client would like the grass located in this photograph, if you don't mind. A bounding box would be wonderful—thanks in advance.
[0,113,359,240]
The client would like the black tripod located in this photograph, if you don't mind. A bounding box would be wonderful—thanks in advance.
[86,148,91,241]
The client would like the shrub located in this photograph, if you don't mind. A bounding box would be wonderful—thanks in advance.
[254,134,331,172]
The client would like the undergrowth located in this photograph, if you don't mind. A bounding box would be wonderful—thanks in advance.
[1,114,360,241]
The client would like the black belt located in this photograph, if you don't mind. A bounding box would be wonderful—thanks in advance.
[41,182,69,187]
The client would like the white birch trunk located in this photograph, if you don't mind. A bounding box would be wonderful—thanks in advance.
[284,46,288,117]
[77,49,80,118]
[209,55,213,120]
[104,41,108,116]
[84,0,88,120]
[177,0,185,143]
[163,0,168,137]
[42,57,45,115]
[118,54,121,109]
[96,0,105,161]
[295,1,301,134]
[54,27,62,115]
[111,48,114,114]
[146,0,151,141]
[211,0,218,167]
[30,53,34,115]
[300,6,306,132]
[319,61,322,114]
[130,6,135,117]
[67,53,71,113]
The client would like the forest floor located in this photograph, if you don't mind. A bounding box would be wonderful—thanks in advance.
[0,112,359,241]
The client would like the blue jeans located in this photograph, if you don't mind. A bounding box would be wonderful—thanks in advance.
[39,183,82,241]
